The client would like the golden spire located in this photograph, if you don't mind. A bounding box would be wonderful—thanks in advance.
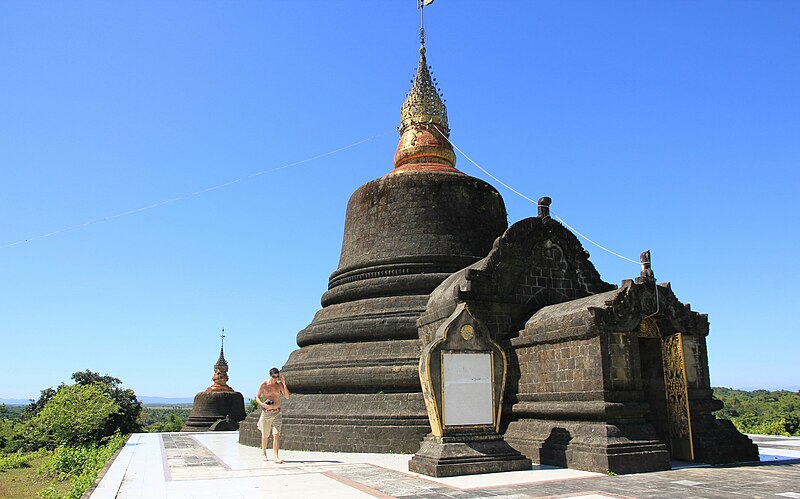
[391,4,459,175]
[399,37,449,135]
[207,328,232,392]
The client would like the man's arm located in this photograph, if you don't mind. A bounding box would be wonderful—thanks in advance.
[280,373,291,399]
[255,383,270,409]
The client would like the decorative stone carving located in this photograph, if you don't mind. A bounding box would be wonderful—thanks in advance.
[409,303,531,476]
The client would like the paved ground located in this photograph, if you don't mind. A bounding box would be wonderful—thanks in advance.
[90,433,800,498]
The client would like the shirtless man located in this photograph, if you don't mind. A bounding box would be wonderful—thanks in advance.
[256,367,290,463]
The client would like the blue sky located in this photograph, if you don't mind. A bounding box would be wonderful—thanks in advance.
[1,1,798,400]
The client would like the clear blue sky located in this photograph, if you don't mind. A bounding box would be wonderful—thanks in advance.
[1,1,798,400]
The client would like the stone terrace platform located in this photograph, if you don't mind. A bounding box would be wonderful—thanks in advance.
[90,433,800,498]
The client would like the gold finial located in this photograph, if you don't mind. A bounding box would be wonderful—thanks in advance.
[208,328,232,392]
[391,0,457,174]
[400,0,447,134]
[399,41,449,135]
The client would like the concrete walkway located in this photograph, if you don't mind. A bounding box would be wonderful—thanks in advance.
[90,433,800,498]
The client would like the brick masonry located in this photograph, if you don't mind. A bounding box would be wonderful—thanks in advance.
[417,213,757,473]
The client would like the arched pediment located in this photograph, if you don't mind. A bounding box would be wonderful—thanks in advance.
[420,215,615,344]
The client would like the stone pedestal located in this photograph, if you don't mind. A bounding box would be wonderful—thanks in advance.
[409,434,531,477]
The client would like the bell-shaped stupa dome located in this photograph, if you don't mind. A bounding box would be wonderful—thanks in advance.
[240,9,508,453]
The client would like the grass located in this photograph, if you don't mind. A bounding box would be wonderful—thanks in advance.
[0,452,70,499]
[0,433,126,499]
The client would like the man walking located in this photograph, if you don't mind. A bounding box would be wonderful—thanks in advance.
[256,367,290,463]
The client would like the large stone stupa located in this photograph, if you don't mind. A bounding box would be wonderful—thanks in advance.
[238,8,758,474]
[239,28,508,453]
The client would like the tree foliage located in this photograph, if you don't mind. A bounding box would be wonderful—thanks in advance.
[26,383,121,448]
[23,370,142,436]
[714,387,800,436]
[4,370,142,452]
[142,413,186,432]
[70,369,142,435]
[138,406,191,432]
[38,432,126,499]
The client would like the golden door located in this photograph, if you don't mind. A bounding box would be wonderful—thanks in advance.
[661,332,694,461]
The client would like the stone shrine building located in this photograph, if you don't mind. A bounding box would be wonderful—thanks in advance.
[239,20,757,474]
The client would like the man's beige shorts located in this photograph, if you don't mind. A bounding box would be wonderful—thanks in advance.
[257,410,282,436]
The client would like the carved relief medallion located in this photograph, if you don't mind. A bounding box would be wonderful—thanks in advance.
[460,324,475,341]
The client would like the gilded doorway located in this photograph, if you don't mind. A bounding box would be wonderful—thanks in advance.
[638,317,694,461]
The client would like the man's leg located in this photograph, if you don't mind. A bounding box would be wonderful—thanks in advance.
[273,429,283,464]
[258,412,268,459]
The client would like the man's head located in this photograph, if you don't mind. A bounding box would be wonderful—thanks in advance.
[269,367,280,379]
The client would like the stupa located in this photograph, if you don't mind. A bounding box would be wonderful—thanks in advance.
[182,332,247,432]
[239,18,508,453]
[239,4,757,475]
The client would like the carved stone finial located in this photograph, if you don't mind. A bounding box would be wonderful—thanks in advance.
[640,250,651,270]
[537,197,552,219]
[637,250,655,283]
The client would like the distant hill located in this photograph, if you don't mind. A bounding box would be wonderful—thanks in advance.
[0,398,31,406]
[139,396,194,405]
[735,385,800,392]
[2,396,197,406]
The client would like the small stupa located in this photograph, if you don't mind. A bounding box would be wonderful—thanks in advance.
[182,330,247,432]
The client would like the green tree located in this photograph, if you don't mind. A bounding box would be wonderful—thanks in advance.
[144,413,185,432]
[71,369,142,435]
[714,387,800,436]
[247,398,259,413]
[23,386,57,420]
[23,370,142,435]
[27,383,121,448]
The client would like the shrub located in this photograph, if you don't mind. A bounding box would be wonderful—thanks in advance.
[38,432,126,499]
[27,383,120,449]
[0,449,44,471]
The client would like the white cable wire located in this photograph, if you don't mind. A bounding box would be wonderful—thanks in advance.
[433,124,640,266]
[2,134,383,249]
[550,215,641,265]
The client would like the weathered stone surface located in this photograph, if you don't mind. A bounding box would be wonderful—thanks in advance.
[239,170,508,452]
[182,391,246,432]
[409,434,531,477]
[419,210,757,473]
[503,279,757,472]
[183,338,247,432]
[419,216,615,348]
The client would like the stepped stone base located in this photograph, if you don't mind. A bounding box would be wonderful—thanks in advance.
[409,434,532,477]
[691,416,759,464]
[505,419,671,474]
[238,410,264,446]
[239,392,431,453]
